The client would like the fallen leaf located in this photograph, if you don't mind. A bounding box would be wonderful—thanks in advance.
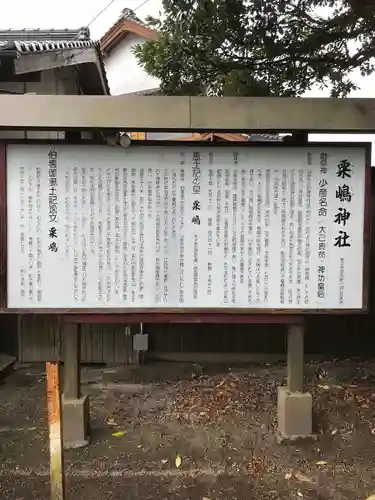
[137,445,142,448]
[297,490,303,498]
[331,429,338,435]
[161,459,168,464]
[285,472,292,480]
[316,461,327,466]
[318,385,330,390]
[175,454,182,468]
[107,417,117,426]
[202,497,212,500]
[294,471,312,483]
[365,495,375,500]
[112,431,126,437]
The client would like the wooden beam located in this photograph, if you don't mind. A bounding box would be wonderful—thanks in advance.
[189,97,375,133]
[14,48,98,75]
[63,324,81,400]
[0,95,190,131]
[287,325,304,393]
[61,313,305,324]
[1,95,375,132]
[46,361,65,500]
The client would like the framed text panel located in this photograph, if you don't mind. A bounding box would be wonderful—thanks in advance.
[5,142,370,313]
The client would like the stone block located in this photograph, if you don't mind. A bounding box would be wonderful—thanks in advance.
[62,395,90,449]
[277,386,312,440]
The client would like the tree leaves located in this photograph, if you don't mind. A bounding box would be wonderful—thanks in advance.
[135,0,375,97]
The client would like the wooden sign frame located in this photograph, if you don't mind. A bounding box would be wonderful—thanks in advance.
[0,139,371,322]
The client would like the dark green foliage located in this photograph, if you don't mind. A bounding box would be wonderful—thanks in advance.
[134,0,375,97]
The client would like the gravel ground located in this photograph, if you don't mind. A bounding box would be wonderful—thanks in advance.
[1,359,375,499]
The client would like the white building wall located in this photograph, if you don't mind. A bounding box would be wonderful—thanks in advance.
[104,34,160,95]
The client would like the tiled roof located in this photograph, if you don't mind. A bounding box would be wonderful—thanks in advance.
[0,28,94,55]
[249,133,282,142]
[0,28,90,41]
[0,28,110,95]
[0,39,94,54]
[100,13,158,54]
[122,87,160,96]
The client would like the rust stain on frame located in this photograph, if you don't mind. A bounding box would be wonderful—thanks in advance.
[46,361,65,500]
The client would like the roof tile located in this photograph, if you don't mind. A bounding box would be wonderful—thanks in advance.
[0,28,90,41]
[10,39,94,54]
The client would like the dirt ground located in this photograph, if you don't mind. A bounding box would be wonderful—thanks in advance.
[1,359,375,499]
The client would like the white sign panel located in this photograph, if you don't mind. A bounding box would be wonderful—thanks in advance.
[6,144,367,310]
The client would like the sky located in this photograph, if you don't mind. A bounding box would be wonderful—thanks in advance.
[1,0,375,154]
[0,0,163,40]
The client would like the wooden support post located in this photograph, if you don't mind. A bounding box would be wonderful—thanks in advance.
[46,361,65,500]
[278,322,312,439]
[62,323,90,449]
[63,323,81,399]
[287,324,304,393]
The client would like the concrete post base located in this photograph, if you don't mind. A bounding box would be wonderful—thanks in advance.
[277,386,312,440]
[62,395,90,449]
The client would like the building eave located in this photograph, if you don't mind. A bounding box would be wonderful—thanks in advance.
[0,30,110,96]
[15,51,109,96]
[0,39,94,55]
[94,43,110,95]
[100,18,158,55]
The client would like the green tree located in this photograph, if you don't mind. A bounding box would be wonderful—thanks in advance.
[134,0,375,97]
